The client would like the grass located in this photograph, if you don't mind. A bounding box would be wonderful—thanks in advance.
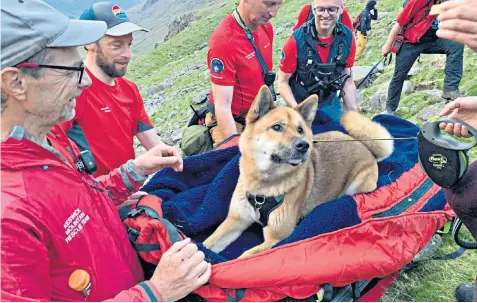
[125,0,477,301]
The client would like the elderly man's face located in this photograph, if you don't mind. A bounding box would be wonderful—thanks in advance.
[245,0,283,26]
[27,48,90,124]
[312,0,343,32]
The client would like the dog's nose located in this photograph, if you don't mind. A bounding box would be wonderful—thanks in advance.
[294,140,309,152]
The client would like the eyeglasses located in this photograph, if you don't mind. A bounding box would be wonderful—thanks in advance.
[313,6,340,16]
[16,62,85,84]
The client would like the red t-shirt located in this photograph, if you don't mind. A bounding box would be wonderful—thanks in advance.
[397,0,439,43]
[59,69,154,177]
[208,14,274,115]
[280,32,356,74]
[292,4,354,32]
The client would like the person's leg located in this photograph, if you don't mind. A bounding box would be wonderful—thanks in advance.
[386,43,422,112]
[423,38,464,97]
[355,32,367,61]
[444,161,477,302]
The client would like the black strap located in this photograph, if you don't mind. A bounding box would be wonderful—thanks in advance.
[402,0,436,34]
[226,288,246,302]
[403,246,466,270]
[453,217,477,249]
[246,192,284,226]
[232,10,269,74]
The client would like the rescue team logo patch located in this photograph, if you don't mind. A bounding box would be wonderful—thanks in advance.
[112,5,128,19]
[211,58,224,74]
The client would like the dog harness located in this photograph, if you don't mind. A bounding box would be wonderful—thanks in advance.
[246,192,285,226]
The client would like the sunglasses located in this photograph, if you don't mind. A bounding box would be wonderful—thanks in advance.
[16,62,85,84]
[313,6,341,16]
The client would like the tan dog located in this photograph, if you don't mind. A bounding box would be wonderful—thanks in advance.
[203,85,394,258]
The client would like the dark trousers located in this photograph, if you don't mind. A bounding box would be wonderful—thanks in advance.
[444,161,477,301]
[386,38,464,112]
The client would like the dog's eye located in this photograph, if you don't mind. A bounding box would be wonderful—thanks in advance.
[272,124,284,132]
[297,126,304,134]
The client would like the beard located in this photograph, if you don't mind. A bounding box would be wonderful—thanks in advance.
[96,51,127,78]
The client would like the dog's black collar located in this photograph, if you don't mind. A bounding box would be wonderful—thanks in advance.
[246,192,285,227]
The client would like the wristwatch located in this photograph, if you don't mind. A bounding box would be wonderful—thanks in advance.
[126,160,148,182]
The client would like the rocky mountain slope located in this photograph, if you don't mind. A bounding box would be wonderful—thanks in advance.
[45,0,139,18]
[127,0,477,153]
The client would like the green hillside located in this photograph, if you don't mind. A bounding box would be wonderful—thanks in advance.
[127,0,477,301]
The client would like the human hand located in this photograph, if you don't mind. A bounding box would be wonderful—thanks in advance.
[382,43,391,56]
[431,0,477,52]
[149,238,212,302]
[133,144,183,176]
[438,97,477,138]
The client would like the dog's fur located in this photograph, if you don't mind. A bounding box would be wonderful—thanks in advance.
[203,85,394,258]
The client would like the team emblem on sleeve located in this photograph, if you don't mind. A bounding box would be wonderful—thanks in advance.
[211,58,224,74]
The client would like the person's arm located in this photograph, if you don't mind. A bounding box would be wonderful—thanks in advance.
[136,129,164,151]
[278,71,298,107]
[96,144,183,206]
[371,8,378,20]
[278,35,299,107]
[1,200,208,302]
[360,13,368,36]
[211,83,237,139]
[0,198,158,302]
[382,22,403,55]
[342,68,358,111]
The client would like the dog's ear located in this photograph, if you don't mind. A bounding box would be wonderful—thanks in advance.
[247,85,276,124]
[295,94,318,126]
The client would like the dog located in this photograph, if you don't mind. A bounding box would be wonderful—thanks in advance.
[203,85,394,258]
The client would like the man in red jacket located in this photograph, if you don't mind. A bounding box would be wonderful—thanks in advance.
[381,0,464,115]
[0,0,210,301]
[292,1,354,31]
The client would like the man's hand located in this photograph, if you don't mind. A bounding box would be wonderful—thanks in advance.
[382,43,391,56]
[432,0,477,52]
[150,238,212,302]
[439,97,477,138]
[133,144,183,176]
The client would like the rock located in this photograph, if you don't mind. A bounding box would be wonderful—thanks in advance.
[408,66,420,77]
[377,12,389,20]
[419,89,442,96]
[431,56,446,68]
[356,89,364,104]
[199,42,208,51]
[403,80,414,94]
[193,89,209,104]
[146,81,173,95]
[164,13,196,42]
[371,92,387,111]
[371,61,385,73]
[353,66,381,87]
[169,112,177,119]
[417,102,446,120]
[161,125,184,147]
[416,80,436,91]
[144,95,166,114]
[202,69,210,80]
[155,117,165,125]
[275,26,288,36]
[380,81,390,93]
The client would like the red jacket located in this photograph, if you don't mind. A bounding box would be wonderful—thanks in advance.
[1,126,161,301]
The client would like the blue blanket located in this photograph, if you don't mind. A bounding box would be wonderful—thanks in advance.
[142,115,446,263]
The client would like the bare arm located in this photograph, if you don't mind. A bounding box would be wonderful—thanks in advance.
[342,68,358,111]
[136,128,164,151]
[278,71,299,107]
[211,83,237,139]
[382,22,403,55]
